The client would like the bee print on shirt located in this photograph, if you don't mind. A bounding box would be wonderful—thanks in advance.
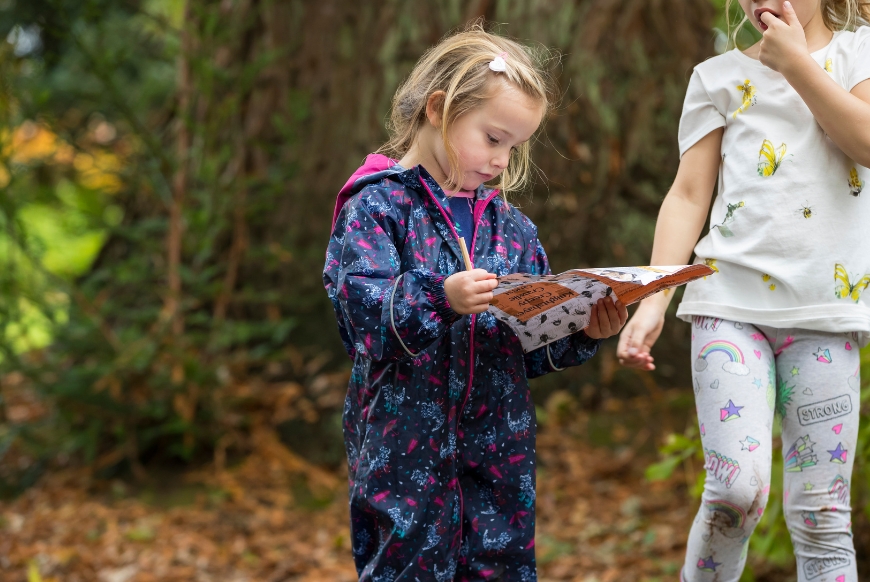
[795,202,813,219]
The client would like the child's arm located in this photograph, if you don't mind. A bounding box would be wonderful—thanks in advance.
[616,128,723,370]
[325,187,464,362]
[758,3,870,167]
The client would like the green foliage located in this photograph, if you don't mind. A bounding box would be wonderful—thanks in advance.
[712,0,763,52]
[0,0,721,487]
[645,428,703,497]
[0,0,240,483]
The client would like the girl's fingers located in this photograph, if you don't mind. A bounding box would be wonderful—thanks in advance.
[621,335,656,366]
[608,301,625,330]
[618,329,651,366]
[479,279,499,292]
[469,270,498,284]
[597,299,618,334]
[602,298,618,327]
[642,343,655,362]
[616,325,636,357]
[622,353,655,370]
[468,293,495,310]
[782,1,800,25]
[467,279,497,294]
[587,304,600,334]
[616,301,628,325]
[475,295,498,312]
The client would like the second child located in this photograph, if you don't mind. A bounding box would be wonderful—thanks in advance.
[618,1,870,580]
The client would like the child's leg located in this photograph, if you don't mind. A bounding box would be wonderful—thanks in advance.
[682,317,776,582]
[454,355,538,581]
[343,360,463,580]
[773,329,859,582]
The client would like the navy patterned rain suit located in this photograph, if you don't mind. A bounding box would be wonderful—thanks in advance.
[324,154,601,581]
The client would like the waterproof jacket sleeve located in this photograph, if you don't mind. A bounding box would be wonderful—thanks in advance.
[513,214,601,378]
[324,186,461,362]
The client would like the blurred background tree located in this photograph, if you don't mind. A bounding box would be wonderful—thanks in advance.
[0,0,867,578]
[0,0,717,478]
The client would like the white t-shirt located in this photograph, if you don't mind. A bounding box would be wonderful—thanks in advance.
[675,28,870,342]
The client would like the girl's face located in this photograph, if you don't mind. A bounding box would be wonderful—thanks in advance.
[738,0,822,32]
[429,80,544,191]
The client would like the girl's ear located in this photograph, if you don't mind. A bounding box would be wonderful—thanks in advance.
[425,91,446,128]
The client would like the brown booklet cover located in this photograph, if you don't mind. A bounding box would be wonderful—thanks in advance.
[488,265,714,352]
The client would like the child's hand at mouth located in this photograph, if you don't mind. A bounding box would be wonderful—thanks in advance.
[754,6,780,31]
[756,1,811,74]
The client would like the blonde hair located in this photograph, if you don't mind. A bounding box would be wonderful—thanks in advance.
[379,21,557,193]
[724,0,870,48]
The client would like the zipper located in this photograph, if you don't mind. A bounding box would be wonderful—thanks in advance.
[460,189,501,420]
[417,175,500,547]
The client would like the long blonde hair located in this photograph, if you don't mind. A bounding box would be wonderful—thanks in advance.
[379,22,557,193]
[724,0,870,48]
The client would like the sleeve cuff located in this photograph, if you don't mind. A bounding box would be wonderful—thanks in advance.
[576,330,602,349]
[679,119,726,158]
[421,271,461,325]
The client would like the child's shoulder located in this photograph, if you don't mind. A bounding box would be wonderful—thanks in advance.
[491,191,539,234]
[838,25,870,41]
[831,25,870,51]
[692,50,742,78]
[344,170,418,214]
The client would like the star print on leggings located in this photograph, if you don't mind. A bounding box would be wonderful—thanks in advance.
[720,400,743,422]
[697,555,721,572]
[828,443,848,464]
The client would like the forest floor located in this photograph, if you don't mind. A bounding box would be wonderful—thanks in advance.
[0,389,800,582]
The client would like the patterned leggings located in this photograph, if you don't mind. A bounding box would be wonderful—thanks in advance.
[682,317,860,582]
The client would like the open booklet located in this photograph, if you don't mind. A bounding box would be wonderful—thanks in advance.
[488,265,714,352]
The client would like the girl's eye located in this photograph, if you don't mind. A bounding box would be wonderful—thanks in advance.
[487,135,499,145]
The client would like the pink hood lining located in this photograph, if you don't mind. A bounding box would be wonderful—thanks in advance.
[332,153,397,228]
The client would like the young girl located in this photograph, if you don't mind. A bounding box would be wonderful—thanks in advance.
[325,24,627,581]
[618,1,870,580]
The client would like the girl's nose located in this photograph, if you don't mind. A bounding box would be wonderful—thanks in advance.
[492,151,510,170]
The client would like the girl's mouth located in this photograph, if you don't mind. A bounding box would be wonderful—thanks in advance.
[754,7,781,31]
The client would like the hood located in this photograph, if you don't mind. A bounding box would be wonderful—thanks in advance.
[333,153,400,228]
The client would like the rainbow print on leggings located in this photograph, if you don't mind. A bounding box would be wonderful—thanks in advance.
[704,499,747,529]
[694,340,750,376]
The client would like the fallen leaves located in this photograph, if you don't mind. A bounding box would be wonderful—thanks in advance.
[0,426,356,582]
[0,393,805,582]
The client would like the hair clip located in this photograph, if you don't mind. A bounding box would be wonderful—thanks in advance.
[489,52,507,73]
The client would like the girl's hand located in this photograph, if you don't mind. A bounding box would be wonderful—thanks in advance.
[584,297,628,340]
[758,1,810,74]
[444,269,498,314]
[615,301,666,370]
